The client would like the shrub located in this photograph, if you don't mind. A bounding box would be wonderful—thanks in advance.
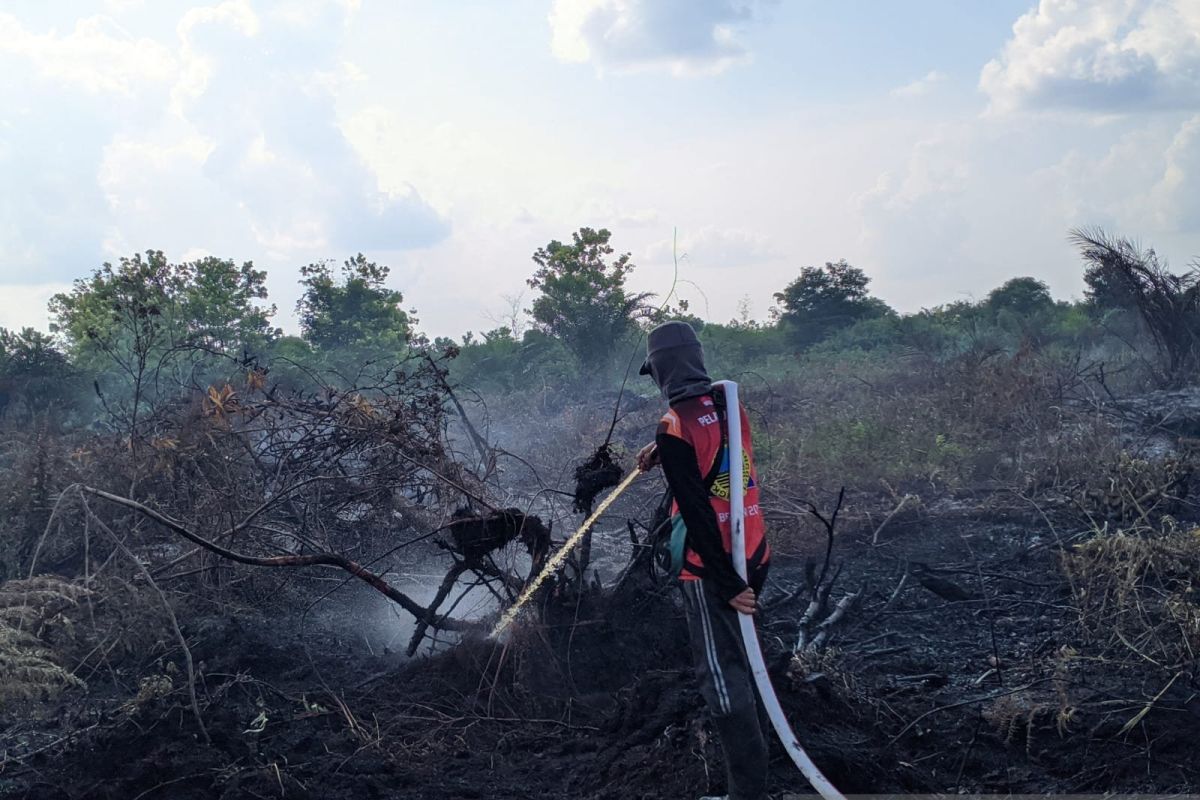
[1062,525,1200,672]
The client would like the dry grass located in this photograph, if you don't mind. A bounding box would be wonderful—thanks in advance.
[0,575,89,711]
[1073,452,1192,523]
[787,646,860,704]
[1062,525,1200,671]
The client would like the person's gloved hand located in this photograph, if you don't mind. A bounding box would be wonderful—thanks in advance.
[729,587,757,615]
[636,442,660,472]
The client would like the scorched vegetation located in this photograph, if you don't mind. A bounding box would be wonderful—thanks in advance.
[3,228,1200,798]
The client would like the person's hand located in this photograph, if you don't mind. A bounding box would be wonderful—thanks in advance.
[636,442,660,473]
[729,587,757,615]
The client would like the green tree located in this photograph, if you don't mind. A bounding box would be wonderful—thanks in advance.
[985,277,1054,315]
[450,326,580,393]
[773,260,891,348]
[695,321,791,379]
[49,251,277,449]
[0,328,79,416]
[183,257,278,352]
[1083,250,1141,312]
[50,251,277,369]
[982,276,1066,346]
[526,228,649,372]
[51,251,179,372]
[297,254,414,359]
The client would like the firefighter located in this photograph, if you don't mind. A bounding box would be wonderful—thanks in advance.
[637,320,770,800]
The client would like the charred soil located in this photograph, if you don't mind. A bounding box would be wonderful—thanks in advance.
[5,503,1200,799]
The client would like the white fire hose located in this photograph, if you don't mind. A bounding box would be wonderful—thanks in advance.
[716,380,846,800]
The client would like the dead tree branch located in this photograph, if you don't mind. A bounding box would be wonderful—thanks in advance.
[77,485,477,633]
[788,488,862,653]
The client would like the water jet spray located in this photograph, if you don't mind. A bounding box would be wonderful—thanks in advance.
[490,468,640,640]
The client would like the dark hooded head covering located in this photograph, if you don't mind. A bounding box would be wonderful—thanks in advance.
[639,321,712,405]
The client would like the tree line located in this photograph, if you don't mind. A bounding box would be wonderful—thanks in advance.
[1,225,1196,421]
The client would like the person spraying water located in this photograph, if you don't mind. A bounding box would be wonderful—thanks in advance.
[635,321,844,800]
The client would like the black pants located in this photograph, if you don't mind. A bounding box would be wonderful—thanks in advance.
[681,579,769,800]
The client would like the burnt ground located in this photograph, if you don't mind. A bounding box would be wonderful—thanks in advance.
[3,503,1199,799]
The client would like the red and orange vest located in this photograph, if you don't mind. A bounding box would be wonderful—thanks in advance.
[658,390,770,583]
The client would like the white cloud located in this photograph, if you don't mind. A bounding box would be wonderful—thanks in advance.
[96,124,242,260]
[1039,114,1200,234]
[854,109,1200,312]
[548,0,763,76]
[574,200,660,229]
[170,0,261,113]
[8,1,1200,343]
[853,127,977,300]
[170,3,449,253]
[981,0,1200,113]
[856,126,972,214]
[615,208,661,227]
[1149,114,1200,231]
[0,101,116,282]
[645,226,775,268]
[105,0,147,13]
[0,283,73,332]
[341,104,639,234]
[847,117,1138,309]
[892,70,946,98]
[0,12,177,96]
[0,1,447,290]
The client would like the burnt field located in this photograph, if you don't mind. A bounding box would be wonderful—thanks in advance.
[7,2,1200,795]
[3,340,1200,799]
[4,501,1198,799]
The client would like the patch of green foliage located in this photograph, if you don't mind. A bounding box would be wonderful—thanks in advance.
[0,227,1185,512]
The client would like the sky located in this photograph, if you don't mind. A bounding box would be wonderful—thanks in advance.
[2,0,1199,339]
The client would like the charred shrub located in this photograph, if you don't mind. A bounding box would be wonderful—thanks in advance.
[573,444,623,515]
[447,507,550,565]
